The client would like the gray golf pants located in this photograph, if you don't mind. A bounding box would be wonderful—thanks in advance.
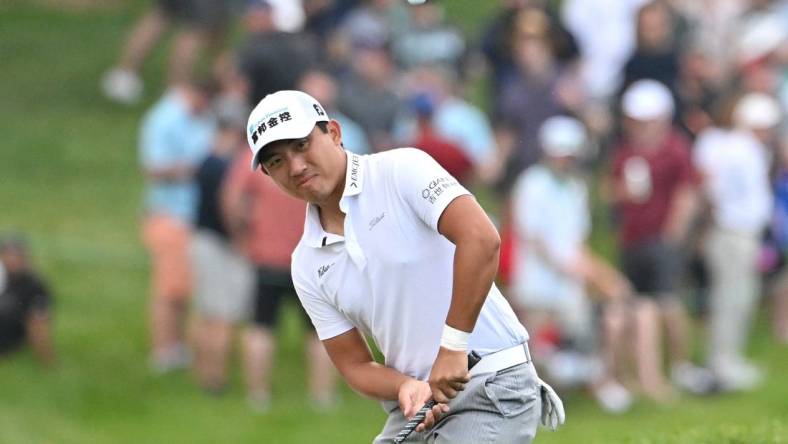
[373,361,541,444]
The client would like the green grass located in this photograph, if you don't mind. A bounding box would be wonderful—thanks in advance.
[1,2,787,443]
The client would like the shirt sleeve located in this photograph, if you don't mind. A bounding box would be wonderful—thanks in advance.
[390,148,472,231]
[291,259,354,341]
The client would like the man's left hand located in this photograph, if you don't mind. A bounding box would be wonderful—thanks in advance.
[428,347,470,403]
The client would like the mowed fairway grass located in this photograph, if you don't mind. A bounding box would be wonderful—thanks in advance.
[1,1,787,443]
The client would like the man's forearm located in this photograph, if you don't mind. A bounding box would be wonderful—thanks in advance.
[341,361,413,401]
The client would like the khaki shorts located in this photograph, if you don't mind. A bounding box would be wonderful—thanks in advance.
[142,215,192,301]
[191,230,254,322]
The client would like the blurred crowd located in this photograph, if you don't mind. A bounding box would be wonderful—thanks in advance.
[74,0,788,415]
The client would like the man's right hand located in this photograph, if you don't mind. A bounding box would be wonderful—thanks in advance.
[397,378,449,432]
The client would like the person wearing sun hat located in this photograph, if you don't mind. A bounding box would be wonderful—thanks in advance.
[609,79,716,399]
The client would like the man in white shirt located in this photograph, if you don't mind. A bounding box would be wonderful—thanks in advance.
[510,116,634,413]
[245,90,564,442]
[693,93,781,391]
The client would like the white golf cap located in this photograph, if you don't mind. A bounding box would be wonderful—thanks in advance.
[247,90,329,170]
[736,13,788,65]
[621,79,674,121]
[539,115,587,157]
[733,93,782,130]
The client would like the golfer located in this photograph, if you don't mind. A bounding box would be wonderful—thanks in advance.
[246,90,564,443]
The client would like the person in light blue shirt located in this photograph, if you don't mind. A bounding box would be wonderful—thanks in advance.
[140,84,217,223]
[139,81,216,373]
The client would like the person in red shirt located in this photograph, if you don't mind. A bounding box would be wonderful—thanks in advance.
[222,148,337,411]
[608,80,714,398]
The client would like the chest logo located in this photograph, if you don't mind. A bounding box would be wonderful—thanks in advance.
[368,212,385,231]
[318,262,335,278]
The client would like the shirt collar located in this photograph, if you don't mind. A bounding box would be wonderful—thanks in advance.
[343,150,364,197]
[301,150,365,248]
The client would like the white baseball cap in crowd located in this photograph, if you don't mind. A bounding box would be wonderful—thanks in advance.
[736,13,788,66]
[733,93,782,130]
[621,79,674,121]
[247,90,330,170]
[539,115,587,157]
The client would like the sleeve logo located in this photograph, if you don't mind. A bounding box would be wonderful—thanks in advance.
[421,176,458,204]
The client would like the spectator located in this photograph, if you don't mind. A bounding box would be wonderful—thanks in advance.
[608,80,715,398]
[770,131,788,345]
[561,0,650,102]
[303,0,359,41]
[509,116,635,413]
[671,0,745,79]
[494,7,582,193]
[139,79,216,373]
[0,235,56,366]
[392,1,466,73]
[675,41,728,138]
[101,0,234,104]
[621,1,682,100]
[191,101,254,394]
[337,39,400,151]
[235,0,319,106]
[222,148,337,412]
[334,0,406,53]
[694,93,781,391]
[482,0,579,104]
[299,68,372,154]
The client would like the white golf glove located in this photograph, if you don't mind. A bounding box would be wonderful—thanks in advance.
[537,377,565,430]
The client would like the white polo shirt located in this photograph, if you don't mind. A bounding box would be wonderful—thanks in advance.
[693,128,772,235]
[511,164,590,307]
[292,149,528,380]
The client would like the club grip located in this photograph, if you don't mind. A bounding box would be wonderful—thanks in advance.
[392,351,482,443]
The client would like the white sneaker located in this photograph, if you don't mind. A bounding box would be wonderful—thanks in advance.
[593,380,633,414]
[671,361,716,395]
[713,358,764,392]
[101,68,143,105]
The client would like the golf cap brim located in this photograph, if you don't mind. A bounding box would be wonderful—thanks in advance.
[247,90,330,170]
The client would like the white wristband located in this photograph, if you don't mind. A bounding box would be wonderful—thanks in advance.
[440,324,470,351]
